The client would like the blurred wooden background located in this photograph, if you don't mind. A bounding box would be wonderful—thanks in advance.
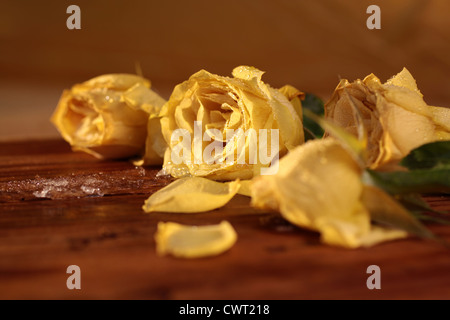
[1,0,449,141]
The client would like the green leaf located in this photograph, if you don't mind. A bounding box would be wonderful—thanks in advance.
[302,93,324,115]
[361,186,436,240]
[302,93,324,139]
[364,167,450,195]
[395,193,447,215]
[401,140,450,170]
[411,212,450,226]
[303,126,320,141]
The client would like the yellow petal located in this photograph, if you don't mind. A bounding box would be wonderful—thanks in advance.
[236,179,252,197]
[135,116,167,166]
[122,82,166,115]
[142,177,240,213]
[80,73,151,91]
[154,221,237,258]
[385,67,422,96]
[251,138,406,248]
[376,99,437,167]
[278,84,305,122]
[232,65,265,83]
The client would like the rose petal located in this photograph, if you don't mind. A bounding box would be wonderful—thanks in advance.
[251,138,407,248]
[142,177,241,213]
[154,221,237,258]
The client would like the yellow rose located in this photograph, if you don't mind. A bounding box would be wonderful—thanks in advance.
[159,66,304,180]
[324,68,450,170]
[51,74,166,160]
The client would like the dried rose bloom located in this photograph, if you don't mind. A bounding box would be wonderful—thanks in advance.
[51,74,166,160]
[159,66,304,180]
[324,68,450,170]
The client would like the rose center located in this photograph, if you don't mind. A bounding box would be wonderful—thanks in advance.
[196,88,241,134]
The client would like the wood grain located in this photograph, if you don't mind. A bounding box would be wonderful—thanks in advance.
[0,139,449,300]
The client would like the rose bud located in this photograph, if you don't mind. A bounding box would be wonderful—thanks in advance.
[324,68,450,170]
[51,74,166,160]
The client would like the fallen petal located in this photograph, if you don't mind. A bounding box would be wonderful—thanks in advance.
[142,177,240,213]
[154,220,237,258]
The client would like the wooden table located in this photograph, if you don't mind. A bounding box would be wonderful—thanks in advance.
[1,139,449,300]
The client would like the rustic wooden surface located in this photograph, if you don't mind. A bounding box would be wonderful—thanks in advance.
[0,139,449,300]
[1,0,449,301]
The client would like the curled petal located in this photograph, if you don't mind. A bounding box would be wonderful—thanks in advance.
[142,177,240,213]
[251,138,407,248]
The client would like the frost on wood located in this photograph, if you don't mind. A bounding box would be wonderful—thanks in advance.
[1,166,171,201]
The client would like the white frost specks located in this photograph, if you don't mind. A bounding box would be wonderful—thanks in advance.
[2,166,151,201]
[32,178,69,198]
